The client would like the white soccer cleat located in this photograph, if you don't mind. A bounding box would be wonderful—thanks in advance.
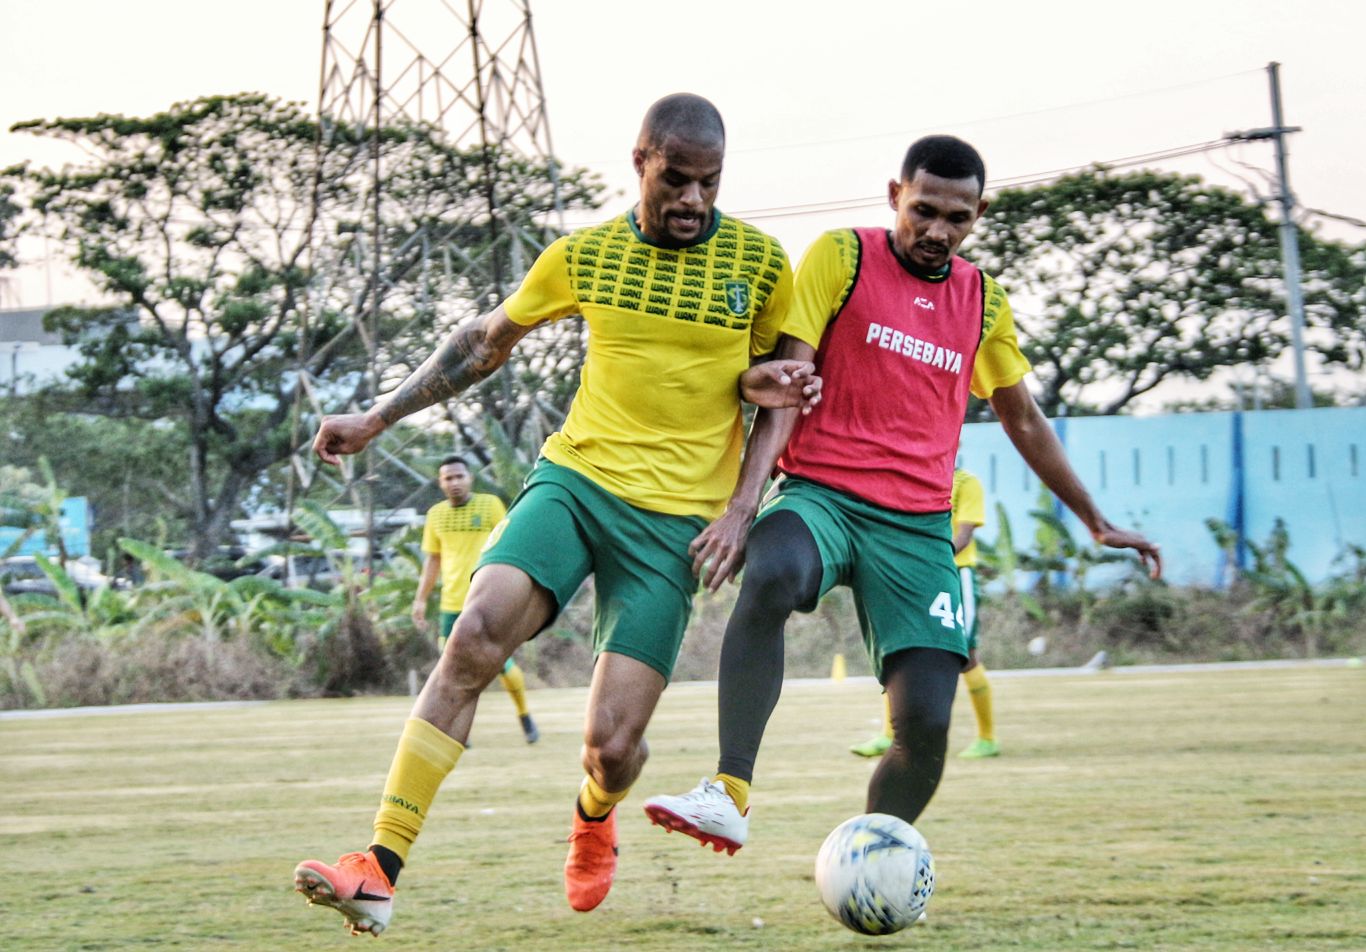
[643,778,749,855]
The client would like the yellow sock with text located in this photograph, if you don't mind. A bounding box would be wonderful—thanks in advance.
[371,717,464,864]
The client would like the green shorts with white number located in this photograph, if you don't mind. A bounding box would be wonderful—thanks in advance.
[758,476,968,680]
[475,458,706,681]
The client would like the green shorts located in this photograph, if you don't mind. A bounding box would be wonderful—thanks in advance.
[438,611,514,674]
[475,459,706,681]
[959,566,981,651]
[758,477,968,680]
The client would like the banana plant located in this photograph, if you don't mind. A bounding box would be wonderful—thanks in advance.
[119,537,252,641]
[975,502,1045,622]
[1,555,95,640]
[0,620,44,706]
[479,416,537,501]
[358,524,423,631]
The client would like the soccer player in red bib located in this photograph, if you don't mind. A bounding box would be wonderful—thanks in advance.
[644,135,1162,854]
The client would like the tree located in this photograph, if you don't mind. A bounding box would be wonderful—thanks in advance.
[0,394,193,556]
[0,178,20,270]
[6,94,601,558]
[1160,374,1346,413]
[964,169,1366,417]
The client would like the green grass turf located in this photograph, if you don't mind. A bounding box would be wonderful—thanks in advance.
[2,663,1363,950]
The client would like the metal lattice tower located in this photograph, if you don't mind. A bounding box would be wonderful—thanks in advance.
[318,0,565,301]
[288,0,572,566]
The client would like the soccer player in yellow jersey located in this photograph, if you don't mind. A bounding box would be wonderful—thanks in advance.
[645,134,1161,861]
[411,456,538,744]
[851,467,999,759]
[292,93,821,936]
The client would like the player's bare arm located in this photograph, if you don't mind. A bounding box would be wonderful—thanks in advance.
[412,553,440,628]
[989,380,1163,579]
[952,522,976,555]
[313,307,538,465]
[691,336,818,590]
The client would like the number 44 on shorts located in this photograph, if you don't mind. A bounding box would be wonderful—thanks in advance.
[928,591,963,630]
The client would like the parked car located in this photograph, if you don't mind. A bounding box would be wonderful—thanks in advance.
[1,555,123,598]
[253,550,393,590]
[165,546,270,582]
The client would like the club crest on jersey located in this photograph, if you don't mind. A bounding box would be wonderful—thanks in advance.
[724,281,751,316]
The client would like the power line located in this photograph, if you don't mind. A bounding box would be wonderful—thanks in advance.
[719,138,1235,223]
[730,69,1260,157]
[1302,206,1366,229]
[571,68,1261,168]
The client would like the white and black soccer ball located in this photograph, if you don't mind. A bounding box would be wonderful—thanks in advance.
[814,812,935,935]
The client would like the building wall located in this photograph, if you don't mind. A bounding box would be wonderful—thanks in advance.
[0,307,74,394]
[0,497,91,558]
[957,406,1366,587]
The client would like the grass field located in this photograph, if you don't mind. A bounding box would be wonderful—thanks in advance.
[3,662,1364,951]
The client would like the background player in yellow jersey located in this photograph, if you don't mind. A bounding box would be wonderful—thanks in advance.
[292,93,821,936]
[411,456,538,745]
[851,467,998,759]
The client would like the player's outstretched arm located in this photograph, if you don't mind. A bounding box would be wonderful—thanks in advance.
[988,380,1163,579]
[691,336,818,591]
[313,307,537,465]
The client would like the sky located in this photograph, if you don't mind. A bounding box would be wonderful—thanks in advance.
[2,0,1364,318]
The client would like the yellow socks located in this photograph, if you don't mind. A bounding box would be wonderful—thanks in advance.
[881,692,894,740]
[372,717,464,864]
[499,662,530,718]
[963,664,995,742]
[578,775,629,819]
[714,773,750,815]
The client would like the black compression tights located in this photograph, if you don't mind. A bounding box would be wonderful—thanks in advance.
[868,646,961,824]
[716,510,822,782]
[714,510,962,825]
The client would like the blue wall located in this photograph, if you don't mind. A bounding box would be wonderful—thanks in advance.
[0,497,91,558]
[957,407,1366,587]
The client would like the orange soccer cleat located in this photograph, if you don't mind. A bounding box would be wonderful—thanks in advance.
[293,850,394,937]
[563,807,618,912]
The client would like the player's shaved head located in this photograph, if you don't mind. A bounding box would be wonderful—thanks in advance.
[900,135,986,196]
[638,93,725,152]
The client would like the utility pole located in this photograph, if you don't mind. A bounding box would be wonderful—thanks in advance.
[1225,61,1311,409]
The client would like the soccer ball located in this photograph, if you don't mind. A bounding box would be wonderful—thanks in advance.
[814,813,935,935]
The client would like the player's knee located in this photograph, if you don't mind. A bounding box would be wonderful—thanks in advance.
[441,613,507,687]
[742,511,821,610]
[741,551,814,616]
[891,694,952,746]
[583,731,647,778]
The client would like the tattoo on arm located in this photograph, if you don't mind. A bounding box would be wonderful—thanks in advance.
[378,322,509,425]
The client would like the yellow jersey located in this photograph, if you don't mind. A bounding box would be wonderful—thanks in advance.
[951,469,986,568]
[421,493,508,612]
[502,209,794,519]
